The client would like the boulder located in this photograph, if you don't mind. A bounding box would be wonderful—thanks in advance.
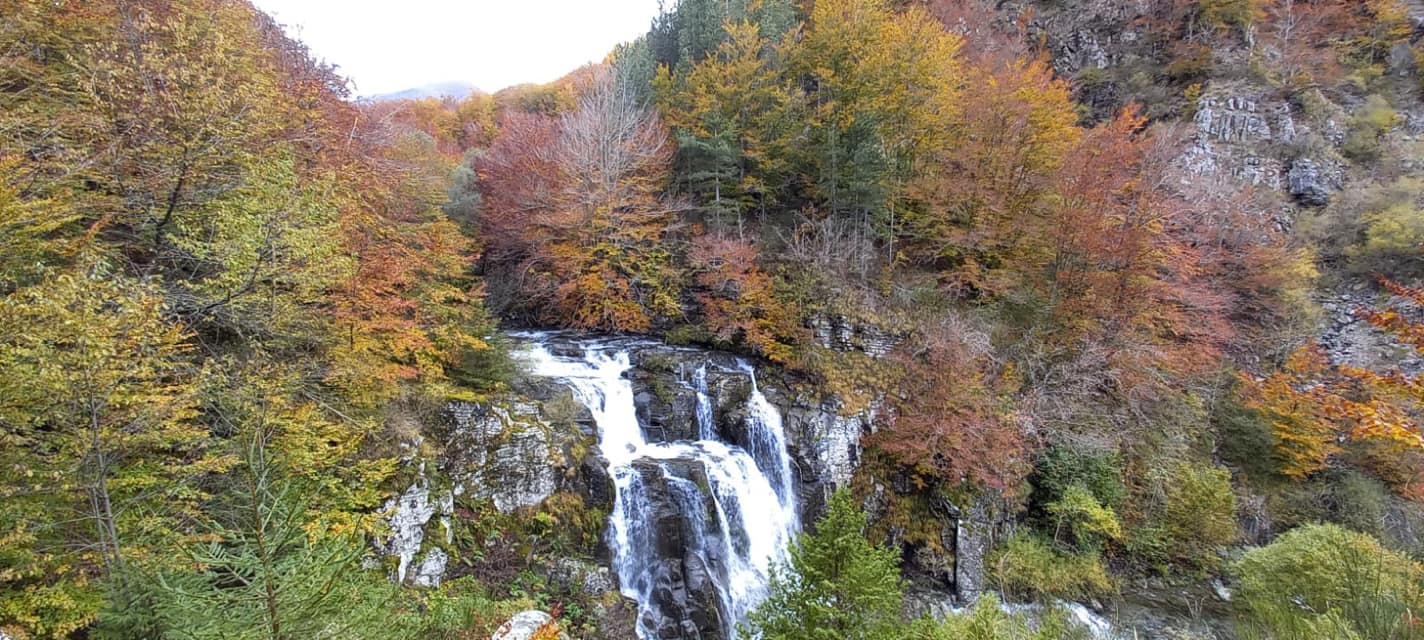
[547,557,617,597]
[411,547,448,588]
[629,458,729,640]
[491,610,569,640]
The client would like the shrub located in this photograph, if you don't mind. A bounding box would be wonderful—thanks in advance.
[1167,45,1215,82]
[1349,177,1424,278]
[1199,0,1263,29]
[990,533,1114,602]
[1328,471,1390,538]
[1341,95,1399,161]
[1215,391,1280,481]
[1129,461,1237,572]
[1232,523,1424,640]
[1047,484,1124,553]
[1031,445,1127,511]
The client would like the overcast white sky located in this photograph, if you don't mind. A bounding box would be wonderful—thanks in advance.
[251,0,664,96]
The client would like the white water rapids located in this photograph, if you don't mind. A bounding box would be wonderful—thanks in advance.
[515,334,800,639]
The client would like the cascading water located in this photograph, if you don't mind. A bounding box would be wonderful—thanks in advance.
[515,334,800,639]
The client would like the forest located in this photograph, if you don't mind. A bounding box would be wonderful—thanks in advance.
[3,0,1424,639]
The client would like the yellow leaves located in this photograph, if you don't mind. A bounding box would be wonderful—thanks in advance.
[1241,344,1343,479]
[556,270,654,334]
[1245,335,1424,491]
[0,267,216,636]
[0,270,198,438]
[0,156,79,289]
[797,0,964,153]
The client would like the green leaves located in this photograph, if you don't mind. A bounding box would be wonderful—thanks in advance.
[746,490,904,640]
[1232,524,1424,640]
[94,440,399,640]
[1047,484,1123,553]
[0,269,222,636]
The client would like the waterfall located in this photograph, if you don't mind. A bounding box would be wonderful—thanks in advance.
[516,334,799,639]
[741,368,798,527]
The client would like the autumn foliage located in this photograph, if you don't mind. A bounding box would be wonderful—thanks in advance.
[477,70,683,332]
[1244,279,1424,496]
[688,234,802,362]
[876,320,1030,493]
[1,0,498,632]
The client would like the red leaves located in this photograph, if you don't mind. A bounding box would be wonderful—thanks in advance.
[476,70,683,333]
[875,320,1030,494]
[688,234,802,362]
[1049,108,1234,388]
[476,112,563,265]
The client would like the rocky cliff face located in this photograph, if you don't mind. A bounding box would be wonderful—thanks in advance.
[372,330,1026,638]
[992,0,1424,377]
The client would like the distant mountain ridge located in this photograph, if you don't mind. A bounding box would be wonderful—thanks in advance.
[366,81,479,102]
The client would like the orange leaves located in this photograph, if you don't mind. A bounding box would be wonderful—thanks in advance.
[555,269,654,334]
[1050,107,1233,384]
[1241,345,1344,479]
[902,53,1078,294]
[477,69,684,333]
[1364,278,1424,353]
[320,107,488,402]
[875,320,1030,493]
[1245,321,1424,494]
[688,234,802,362]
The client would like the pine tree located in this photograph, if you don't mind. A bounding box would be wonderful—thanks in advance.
[94,433,397,640]
[745,490,905,640]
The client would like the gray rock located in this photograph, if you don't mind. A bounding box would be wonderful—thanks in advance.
[1318,285,1424,375]
[411,547,449,588]
[630,458,729,640]
[1176,83,1313,193]
[781,398,875,519]
[1194,94,1275,143]
[1390,41,1418,77]
[632,385,700,442]
[1212,579,1232,602]
[954,494,1003,604]
[808,314,904,358]
[548,557,617,597]
[447,402,558,513]
[1286,158,1340,206]
[491,610,569,640]
[377,479,439,583]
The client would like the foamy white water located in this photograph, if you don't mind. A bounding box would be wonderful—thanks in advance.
[515,334,799,639]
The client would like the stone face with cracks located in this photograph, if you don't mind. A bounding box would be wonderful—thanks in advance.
[1287,157,1342,207]
[447,401,559,513]
[954,495,997,604]
[630,457,728,640]
[411,547,449,588]
[377,480,438,584]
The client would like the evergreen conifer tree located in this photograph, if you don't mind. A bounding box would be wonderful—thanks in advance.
[745,489,905,640]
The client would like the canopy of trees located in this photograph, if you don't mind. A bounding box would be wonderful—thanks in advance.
[6,0,1424,637]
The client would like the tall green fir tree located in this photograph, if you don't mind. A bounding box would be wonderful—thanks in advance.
[745,489,905,640]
